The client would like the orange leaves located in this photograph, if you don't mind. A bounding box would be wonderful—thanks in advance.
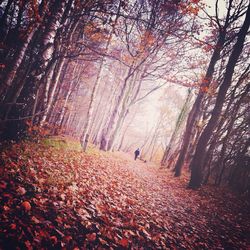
[91,32,108,43]
[121,31,156,64]
[121,54,134,64]
[179,2,200,16]
[140,31,155,48]
[192,75,218,95]
[188,5,199,15]
[200,86,209,93]
[84,23,109,43]
[135,31,156,58]
[21,201,32,211]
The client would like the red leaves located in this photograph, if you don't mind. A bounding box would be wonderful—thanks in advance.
[10,223,17,230]
[24,240,32,250]
[16,187,26,195]
[3,205,10,211]
[118,238,129,247]
[0,139,249,249]
[50,236,58,245]
[0,181,7,189]
[203,44,214,52]
[191,0,200,4]
[86,233,96,242]
[63,235,72,244]
[21,201,32,211]
[31,216,40,224]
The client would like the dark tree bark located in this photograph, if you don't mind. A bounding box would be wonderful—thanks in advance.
[173,6,235,176]
[188,4,250,189]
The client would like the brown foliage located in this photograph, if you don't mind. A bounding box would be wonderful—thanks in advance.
[0,140,249,249]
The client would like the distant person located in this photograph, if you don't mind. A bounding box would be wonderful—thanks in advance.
[134,148,140,160]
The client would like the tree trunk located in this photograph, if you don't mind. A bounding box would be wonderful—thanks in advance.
[215,84,249,185]
[80,56,106,151]
[188,5,250,188]
[0,24,39,100]
[39,57,65,125]
[99,66,134,151]
[80,2,121,151]
[161,88,192,167]
[56,63,79,129]
[173,27,227,177]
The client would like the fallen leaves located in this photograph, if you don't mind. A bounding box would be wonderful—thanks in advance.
[10,224,16,230]
[21,201,32,211]
[118,237,129,247]
[0,181,7,189]
[0,139,249,249]
[50,235,58,245]
[86,232,96,241]
[31,216,40,224]
[16,187,26,195]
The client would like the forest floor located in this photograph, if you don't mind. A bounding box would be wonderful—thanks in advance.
[0,137,249,250]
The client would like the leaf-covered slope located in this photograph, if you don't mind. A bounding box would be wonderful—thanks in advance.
[0,140,249,249]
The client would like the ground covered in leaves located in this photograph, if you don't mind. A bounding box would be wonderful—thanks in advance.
[0,138,250,249]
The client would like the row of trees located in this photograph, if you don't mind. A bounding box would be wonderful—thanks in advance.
[161,0,250,192]
[0,0,198,142]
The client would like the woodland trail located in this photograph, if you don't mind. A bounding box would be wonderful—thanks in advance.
[0,140,250,249]
[105,152,250,249]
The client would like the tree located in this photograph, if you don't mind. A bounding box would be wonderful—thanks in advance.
[80,0,122,151]
[188,2,250,188]
[174,0,249,177]
[161,88,193,167]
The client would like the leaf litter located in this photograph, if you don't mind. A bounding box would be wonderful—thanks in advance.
[0,140,249,249]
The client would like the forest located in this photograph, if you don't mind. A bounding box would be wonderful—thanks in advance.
[0,0,249,249]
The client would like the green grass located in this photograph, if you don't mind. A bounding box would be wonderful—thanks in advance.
[42,136,82,151]
[42,136,101,155]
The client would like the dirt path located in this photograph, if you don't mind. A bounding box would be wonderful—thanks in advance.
[0,142,249,249]
[93,151,250,249]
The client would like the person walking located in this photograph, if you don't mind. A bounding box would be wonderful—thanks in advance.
[134,148,140,160]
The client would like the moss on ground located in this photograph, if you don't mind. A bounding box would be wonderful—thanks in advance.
[42,136,100,156]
